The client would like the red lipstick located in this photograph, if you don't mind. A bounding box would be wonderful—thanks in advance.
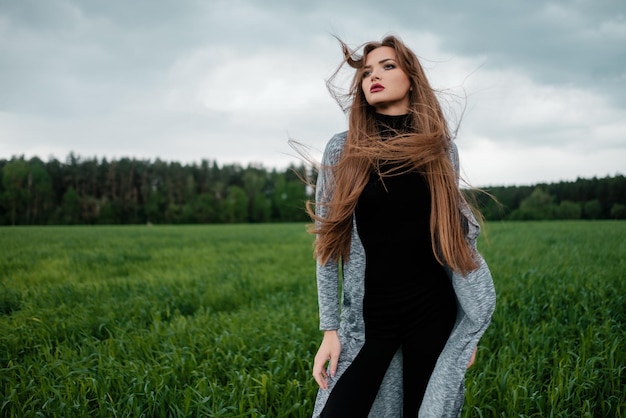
[370,83,384,93]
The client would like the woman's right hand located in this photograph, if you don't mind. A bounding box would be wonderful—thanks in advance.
[312,330,341,389]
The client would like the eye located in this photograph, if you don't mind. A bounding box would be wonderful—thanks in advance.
[361,70,372,78]
[384,63,396,70]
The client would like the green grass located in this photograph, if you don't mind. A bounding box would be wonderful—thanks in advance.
[465,221,625,417]
[1,222,624,417]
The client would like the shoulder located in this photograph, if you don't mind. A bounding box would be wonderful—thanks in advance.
[448,139,460,174]
[321,131,348,166]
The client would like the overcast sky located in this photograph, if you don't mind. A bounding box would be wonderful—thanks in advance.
[1,0,624,186]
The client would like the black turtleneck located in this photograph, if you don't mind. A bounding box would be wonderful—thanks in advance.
[374,112,414,139]
[354,113,451,336]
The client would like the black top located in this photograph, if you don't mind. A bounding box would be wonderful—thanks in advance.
[355,113,450,332]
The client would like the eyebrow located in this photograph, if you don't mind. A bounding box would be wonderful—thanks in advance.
[363,58,396,69]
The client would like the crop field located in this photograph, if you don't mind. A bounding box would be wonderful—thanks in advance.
[1,221,624,417]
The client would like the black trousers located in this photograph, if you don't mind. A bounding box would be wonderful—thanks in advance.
[320,285,457,418]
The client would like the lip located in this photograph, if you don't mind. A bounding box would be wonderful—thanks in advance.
[370,83,384,93]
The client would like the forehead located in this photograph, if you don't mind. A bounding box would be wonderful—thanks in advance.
[364,46,397,65]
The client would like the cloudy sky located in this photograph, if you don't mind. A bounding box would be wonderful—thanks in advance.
[1,0,624,186]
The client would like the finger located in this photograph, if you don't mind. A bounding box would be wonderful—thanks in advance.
[313,362,328,389]
[467,347,477,368]
[329,353,339,377]
[313,369,328,389]
[318,374,328,390]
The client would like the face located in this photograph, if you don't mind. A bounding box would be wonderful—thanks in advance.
[361,46,411,115]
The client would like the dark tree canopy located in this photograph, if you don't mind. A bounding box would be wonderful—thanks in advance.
[0,154,623,225]
[472,175,626,221]
[0,155,312,226]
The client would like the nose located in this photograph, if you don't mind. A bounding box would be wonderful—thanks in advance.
[370,69,380,81]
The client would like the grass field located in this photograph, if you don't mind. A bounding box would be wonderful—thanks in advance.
[1,221,624,417]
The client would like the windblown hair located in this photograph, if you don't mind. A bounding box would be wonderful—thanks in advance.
[308,35,479,275]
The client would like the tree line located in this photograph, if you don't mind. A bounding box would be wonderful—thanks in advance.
[474,175,626,220]
[1,154,624,225]
[0,154,311,226]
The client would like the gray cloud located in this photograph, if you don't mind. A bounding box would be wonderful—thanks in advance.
[0,0,624,186]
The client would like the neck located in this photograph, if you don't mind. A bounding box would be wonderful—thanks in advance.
[374,112,413,137]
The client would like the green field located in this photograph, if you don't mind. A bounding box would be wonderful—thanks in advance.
[1,222,624,417]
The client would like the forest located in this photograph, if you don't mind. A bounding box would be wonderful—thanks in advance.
[1,153,624,226]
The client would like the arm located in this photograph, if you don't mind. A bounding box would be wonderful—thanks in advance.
[311,133,346,388]
[449,140,495,367]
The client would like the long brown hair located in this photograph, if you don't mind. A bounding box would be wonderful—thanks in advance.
[308,35,479,275]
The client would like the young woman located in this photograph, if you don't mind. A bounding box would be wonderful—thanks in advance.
[308,35,496,417]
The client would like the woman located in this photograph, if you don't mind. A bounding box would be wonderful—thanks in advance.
[308,35,496,417]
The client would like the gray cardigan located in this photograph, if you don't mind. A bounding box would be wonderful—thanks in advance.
[312,132,496,418]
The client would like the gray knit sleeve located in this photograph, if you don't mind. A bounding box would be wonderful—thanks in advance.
[449,140,460,172]
[315,132,347,330]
